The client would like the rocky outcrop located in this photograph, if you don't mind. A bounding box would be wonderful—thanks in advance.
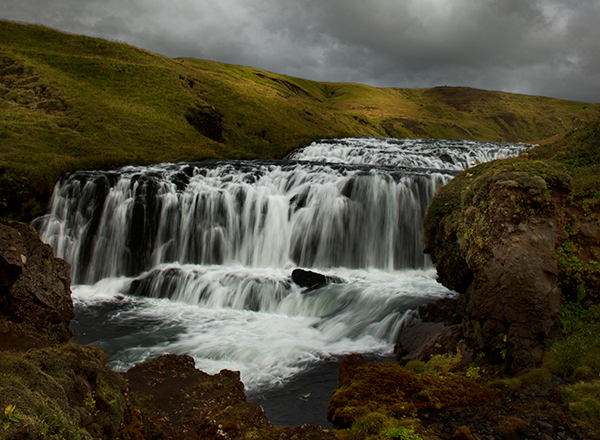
[423,158,572,372]
[121,353,339,440]
[0,219,73,341]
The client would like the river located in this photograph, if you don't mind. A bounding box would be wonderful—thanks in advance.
[33,137,526,426]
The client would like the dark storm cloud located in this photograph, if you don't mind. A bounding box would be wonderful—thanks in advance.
[2,0,599,102]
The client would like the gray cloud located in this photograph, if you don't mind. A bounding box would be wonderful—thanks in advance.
[2,0,599,102]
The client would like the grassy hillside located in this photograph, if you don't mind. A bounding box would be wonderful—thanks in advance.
[1,19,598,221]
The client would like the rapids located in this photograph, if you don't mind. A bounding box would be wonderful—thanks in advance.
[33,137,527,424]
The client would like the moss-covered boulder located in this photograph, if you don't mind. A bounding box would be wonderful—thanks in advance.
[424,158,571,371]
[423,120,600,372]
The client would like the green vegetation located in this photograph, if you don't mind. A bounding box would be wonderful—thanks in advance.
[560,380,600,437]
[1,19,597,220]
[541,303,600,438]
[328,354,491,439]
[0,343,126,439]
[543,302,600,378]
[336,412,424,440]
[527,121,600,304]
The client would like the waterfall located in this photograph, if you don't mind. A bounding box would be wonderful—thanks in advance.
[35,138,526,285]
[33,137,526,391]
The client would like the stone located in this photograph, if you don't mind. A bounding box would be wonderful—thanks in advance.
[423,162,571,372]
[417,296,464,326]
[291,268,343,289]
[122,353,339,439]
[396,323,463,362]
[0,222,27,289]
[0,220,74,341]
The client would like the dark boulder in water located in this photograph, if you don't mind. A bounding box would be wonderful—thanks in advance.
[291,268,343,289]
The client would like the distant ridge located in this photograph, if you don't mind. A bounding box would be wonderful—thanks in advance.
[1,19,598,220]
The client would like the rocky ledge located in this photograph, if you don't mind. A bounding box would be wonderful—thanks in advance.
[422,157,574,372]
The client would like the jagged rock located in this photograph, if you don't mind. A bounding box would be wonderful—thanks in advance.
[424,160,571,372]
[291,268,343,289]
[0,220,73,341]
[122,354,268,439]
[122,353,339,440]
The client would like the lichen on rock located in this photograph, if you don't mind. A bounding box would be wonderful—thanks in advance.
[327,354,492,430]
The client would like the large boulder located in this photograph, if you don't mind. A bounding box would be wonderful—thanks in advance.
[423,159,571,372]
[0,219,74,342]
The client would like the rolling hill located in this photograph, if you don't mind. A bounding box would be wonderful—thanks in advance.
[1,19,598,220]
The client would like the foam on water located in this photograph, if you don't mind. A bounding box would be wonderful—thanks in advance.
[71,266,448,391]
[36,137,526,394]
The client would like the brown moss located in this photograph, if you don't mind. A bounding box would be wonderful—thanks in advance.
[327,354,492,429]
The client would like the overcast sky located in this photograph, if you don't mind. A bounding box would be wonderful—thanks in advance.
[3,0,599,103]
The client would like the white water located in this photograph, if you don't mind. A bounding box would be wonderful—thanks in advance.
[34,137,527,392]
[71,266,448,390]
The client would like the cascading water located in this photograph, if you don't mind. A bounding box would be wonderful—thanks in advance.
[33,137,527,426]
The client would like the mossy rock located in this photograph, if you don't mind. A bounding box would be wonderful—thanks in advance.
[327,354,492,429]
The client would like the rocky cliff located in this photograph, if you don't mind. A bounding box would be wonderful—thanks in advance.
[423,121,600,372]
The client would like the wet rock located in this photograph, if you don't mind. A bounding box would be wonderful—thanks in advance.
[291,268,343,289]
[418,296,465,326]
[0,220,73,341]
[395,296,465,362]
[395,322,463,362]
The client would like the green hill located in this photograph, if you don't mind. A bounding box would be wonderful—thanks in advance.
[1,19,598,221]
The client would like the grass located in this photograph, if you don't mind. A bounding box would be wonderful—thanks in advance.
[1,19,598,221]
[0,343,126,439]
[543,302,600,378]
[541,302,600,438]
